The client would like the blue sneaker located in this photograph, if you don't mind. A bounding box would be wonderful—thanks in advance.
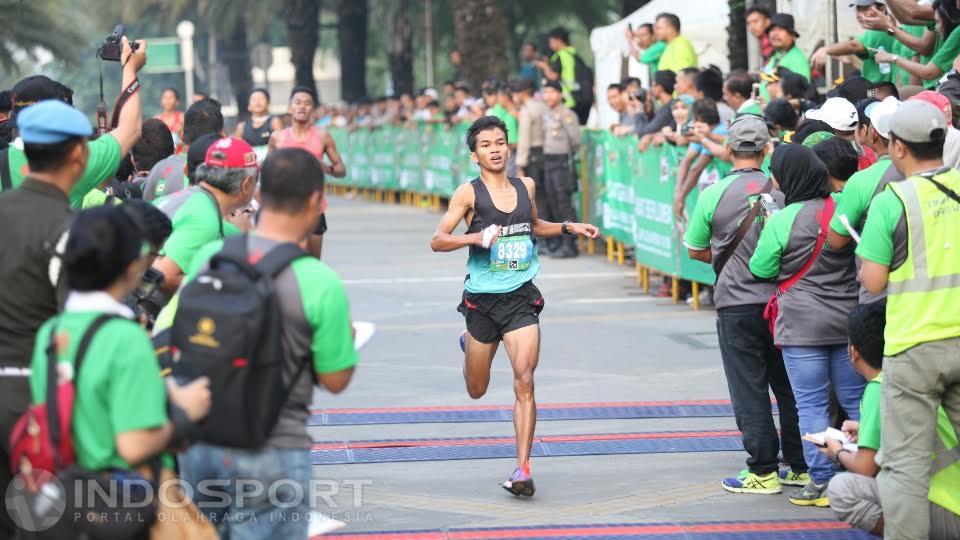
[502,465,535,497]
[459,330,467,352]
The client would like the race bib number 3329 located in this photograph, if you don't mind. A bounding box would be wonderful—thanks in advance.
[490,236,534,271]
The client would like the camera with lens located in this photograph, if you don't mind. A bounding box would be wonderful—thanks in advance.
[98,24,138,62]
[128,267,165,326]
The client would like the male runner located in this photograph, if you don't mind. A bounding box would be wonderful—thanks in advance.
[268,86,346,258]
[431,115,599,496]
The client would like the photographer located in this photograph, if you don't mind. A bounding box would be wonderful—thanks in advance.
[0,36,146,205]
[122,200,173,327]
[607,83,644,136]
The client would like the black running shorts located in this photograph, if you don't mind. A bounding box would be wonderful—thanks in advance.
[457,281,545,344]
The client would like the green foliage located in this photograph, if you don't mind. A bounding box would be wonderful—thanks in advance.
[0,0,88,73]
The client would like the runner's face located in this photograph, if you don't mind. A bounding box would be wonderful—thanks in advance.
[248,92,268,115]
[472,128,508,173]
[289,92,315,123]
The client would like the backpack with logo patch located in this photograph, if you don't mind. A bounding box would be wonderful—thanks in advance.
[169,235,307,448]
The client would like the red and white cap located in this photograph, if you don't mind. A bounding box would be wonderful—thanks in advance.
[205,137,258,169]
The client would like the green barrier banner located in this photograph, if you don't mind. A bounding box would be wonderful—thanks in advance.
[584,130,717,285]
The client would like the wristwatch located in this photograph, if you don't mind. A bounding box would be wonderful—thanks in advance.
[833,448,852,467]
[891,55,900,66]
[886,26,896,36]
[561,221,572,235]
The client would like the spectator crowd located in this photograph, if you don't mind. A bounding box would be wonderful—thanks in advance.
[0,2,957,540]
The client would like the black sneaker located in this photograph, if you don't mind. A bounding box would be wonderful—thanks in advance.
[501,466,535,497]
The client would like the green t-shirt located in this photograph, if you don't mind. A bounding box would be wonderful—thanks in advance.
[760,46,811,101]
[3,135,122,207]
[640,41,667,71]
[858,373,883,451]
[856,188,905,266]
[30,312,168,471]
[830,156,896,236]
[857,30,898,83]
[748,200,804,279]
[186,238,358,376]
[658,36,698,74]
[489,104,519,145]
[926,26,960,87]
[894,24,933,85]
[737,100,764,117]
[154,189,241,274]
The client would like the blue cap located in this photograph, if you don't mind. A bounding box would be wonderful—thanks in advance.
[17,100,92,144]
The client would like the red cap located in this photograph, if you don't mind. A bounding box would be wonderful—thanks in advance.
[910,91,952,125]
[204,138,258,169]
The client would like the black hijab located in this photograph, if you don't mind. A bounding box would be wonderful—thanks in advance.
[770,143,832,206]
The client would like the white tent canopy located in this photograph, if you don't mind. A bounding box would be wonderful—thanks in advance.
[589,0,866,128]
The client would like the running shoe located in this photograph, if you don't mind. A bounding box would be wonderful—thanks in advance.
[788,481,830,507]
[722,470,782,494]
[779,469,811,487]
[459,330,467,353]
[502,465,535,497]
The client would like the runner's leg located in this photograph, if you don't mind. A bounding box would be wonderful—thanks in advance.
[463,331,498,399]
[501,324,540,468]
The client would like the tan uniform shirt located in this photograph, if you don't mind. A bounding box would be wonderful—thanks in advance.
[543,104,581,156]
[516,99,547,168]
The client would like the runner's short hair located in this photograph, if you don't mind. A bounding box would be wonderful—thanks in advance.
[290,85,318,105]
[466,116,508,152]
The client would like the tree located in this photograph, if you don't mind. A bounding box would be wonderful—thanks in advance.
[121,0,270,119]
[284,0,320,100]
[453,0,508,93]
[337,0,368,102]
[621,0,652,15]
[378,0,415,96]
[727,0,748,71]
[0,0,84,72]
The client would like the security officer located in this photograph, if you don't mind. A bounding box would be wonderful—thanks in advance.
[541,80,582,258]
[858,99,960,540]
[0,100,94,536]
[512,78,550,253]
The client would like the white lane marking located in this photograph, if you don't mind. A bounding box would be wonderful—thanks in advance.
[342,271,633,285]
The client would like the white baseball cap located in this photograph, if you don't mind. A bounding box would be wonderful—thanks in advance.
[866,96,901,139]
[805,97,859,132]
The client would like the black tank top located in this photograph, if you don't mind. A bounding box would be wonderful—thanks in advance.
[467,176,535,258]
[242,116,274,147]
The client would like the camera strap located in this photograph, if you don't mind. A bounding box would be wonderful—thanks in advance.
[96,56,141,136]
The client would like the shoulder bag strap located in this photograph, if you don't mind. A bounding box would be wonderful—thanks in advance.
[714,181,773,277]
[0,147,12,192]
[198,186,225,238]
[777,196,836,295]
[46,314,119,469]
[927,177,960,206]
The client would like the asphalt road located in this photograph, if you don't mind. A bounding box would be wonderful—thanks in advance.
[307,195,835,536]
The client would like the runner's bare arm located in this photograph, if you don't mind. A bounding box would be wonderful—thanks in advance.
[267,131,279,153]
[271,116,284,132]
[233,122,244,138]
[431,183,483,251]
[522,177,599,239]
[322,131,347,178]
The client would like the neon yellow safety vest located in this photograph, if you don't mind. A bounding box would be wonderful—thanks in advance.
[550,46,577,109]
[930,407,960,516]
[884,168,960,356]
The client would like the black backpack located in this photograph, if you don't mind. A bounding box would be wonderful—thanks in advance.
[169,235,307,448]
[572,54,595,109]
